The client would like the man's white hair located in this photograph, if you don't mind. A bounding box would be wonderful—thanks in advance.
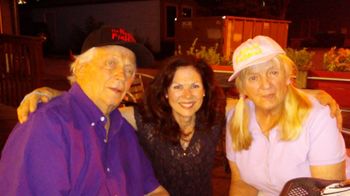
[67,48,97,84]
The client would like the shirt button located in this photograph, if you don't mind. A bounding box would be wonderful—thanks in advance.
[91,122,95,126]
[183,153,186,156]
[106,168,110,172]
[100,116,105,122]
[104,139,107,143]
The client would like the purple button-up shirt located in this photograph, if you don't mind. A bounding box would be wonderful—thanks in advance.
[0,84,159,196]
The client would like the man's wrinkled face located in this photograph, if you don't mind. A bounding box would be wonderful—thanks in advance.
[77,46,136,113]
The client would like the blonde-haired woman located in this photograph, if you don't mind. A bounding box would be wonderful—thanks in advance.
[226,36,348,195]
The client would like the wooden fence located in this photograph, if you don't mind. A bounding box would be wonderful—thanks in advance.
[0,34,45,106]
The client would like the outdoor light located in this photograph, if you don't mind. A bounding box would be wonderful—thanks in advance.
[17,0,27,4]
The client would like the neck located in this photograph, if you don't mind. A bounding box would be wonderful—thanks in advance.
[92,97,116,116]
[173,114,196,137]
[255,107,282,134]
[176,116,195,132]
[78,82,118,116]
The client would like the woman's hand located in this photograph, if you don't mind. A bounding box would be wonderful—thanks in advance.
[17,87,63,123]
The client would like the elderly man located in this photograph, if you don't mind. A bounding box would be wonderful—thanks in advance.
[0,26,168,196]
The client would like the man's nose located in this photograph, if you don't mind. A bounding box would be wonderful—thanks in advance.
[113,69,126,81]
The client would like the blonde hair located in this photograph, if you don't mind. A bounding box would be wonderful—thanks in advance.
[229,54,312,151]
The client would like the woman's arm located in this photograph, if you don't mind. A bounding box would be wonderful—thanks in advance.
[310,161,346,180]
[307,95,347,181]
[17,87,138,130]
[119,106,137,130]
[228,160,258,196]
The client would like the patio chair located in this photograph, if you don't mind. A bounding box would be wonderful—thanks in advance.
[121,72,154,106]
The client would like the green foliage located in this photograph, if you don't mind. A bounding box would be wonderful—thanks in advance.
[175,38,231,65]
[285,48,315,71]
[324,47,350,72]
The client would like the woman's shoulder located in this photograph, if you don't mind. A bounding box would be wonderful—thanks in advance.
[304,95,338,134]
[307,95,332,117]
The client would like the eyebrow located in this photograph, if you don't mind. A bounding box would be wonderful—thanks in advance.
[124,63,136,70]
[171,81,202,85]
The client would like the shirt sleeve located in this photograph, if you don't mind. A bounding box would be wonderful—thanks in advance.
[0,109,70,195]
[226,109,236,162]
[138,141,160,194]
[307,102,346,166]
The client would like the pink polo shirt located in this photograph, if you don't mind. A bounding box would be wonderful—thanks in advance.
[226,97,347,196]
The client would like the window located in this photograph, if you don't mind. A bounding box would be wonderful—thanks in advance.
[165,5,177,38]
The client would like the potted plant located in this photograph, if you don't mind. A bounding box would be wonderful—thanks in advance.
[285,48,315,88]
[307,47,350,108]
[175,38,232,70]
[323,47,350,72]
[175,38,234,91]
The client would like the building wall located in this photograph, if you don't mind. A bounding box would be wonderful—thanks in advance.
[26,0,161,53]
[0,0,15,34]
[287,0,350,47]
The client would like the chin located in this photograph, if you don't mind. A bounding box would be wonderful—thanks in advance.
[178,110,197,117]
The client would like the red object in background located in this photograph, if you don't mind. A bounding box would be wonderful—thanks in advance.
[211,65,233,72]
[307,70,350,109]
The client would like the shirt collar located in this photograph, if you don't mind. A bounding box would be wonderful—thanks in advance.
[68,83,123,128]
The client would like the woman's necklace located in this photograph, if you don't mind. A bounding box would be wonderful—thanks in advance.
[180,127,195,150]
[180,138,191,150]
[176,116,195,150]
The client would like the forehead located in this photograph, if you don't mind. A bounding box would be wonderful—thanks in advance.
[172,66,201,80]
[245,59,280,74]
[95,46,135,60]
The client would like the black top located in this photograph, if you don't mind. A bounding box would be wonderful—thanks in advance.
[134,107,223,196]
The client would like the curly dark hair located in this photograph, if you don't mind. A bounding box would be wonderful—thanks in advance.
[139,55,226,143]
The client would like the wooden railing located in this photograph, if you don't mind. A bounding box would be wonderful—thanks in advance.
[0,34,45,106]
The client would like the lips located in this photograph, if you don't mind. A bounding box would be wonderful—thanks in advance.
[108,87,123,94]
[263,94,274,99]
[179,101,196,108]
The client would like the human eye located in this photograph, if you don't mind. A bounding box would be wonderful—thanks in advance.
[104,59,117,70]
[269,69,279,77]
[191,83,201,89]
[124,65,135,77]
[247,75,258,81]
[171,84,182,90]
